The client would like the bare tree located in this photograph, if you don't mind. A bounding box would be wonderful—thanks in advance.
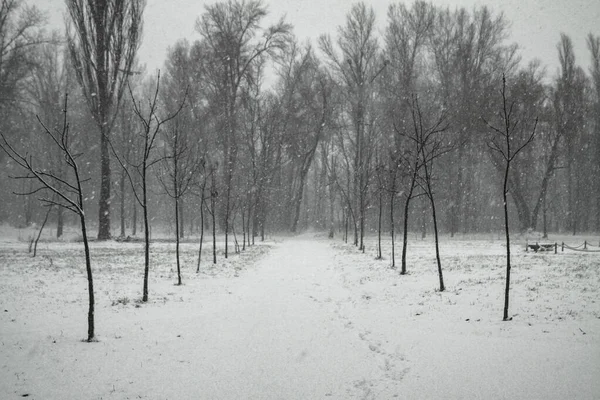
[484,62,557,233]
[111,72,185,302]
[319,2,386,251]
[0,94,96,341]
[429,6,518,235]
[483,74,537,321]
[278,45,333,233]
[65,0,145,240]
[157,117,200,286]
[196,0,290,257]
[410,96,451,292]
[392,113,424,275]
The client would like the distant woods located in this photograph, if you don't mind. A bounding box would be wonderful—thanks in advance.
[2,0,600,245]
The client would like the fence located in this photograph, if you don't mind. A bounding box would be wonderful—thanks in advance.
[526,240,600,253]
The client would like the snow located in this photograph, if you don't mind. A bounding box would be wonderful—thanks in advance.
[1,228,599,399]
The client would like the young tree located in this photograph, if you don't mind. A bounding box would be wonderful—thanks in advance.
[410,96,451,292]
[393,113,423,275]
[484,62,557,233]
[0,95,96,341]
[65,0,145,240]
[111,73,186,302]
[158,118,199,285]
[483,74,537,321]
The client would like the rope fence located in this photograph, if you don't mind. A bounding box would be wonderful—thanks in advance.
[526,240,600,253]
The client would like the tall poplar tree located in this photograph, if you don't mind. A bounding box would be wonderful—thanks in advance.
[65,0,145,239]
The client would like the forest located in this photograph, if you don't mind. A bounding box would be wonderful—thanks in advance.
[1,0,599,250]
[1,3,599,396]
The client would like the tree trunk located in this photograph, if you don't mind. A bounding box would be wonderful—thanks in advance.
[246,203,252,247]
[175,197,181,285]
[542,196,548,239]
[98,124,111,240]
[242,209,246,250]
[344,208,349,243]
[142,164,150,302]
[79,212,95,341]
[197,190,205,273]
[179,199,184,239]
[390,188,395,269]
[430,193,445,292]
[420,197,427,239]
[290,167,309,233]
[502,162,511,321]
[132,200,137,236]
[377,184,382,259]
[56,206,64,239]
[224,183,230,258]
[211,184,217,265]
[120,167,126,237]
[401,175,417,275]
[328,177,335,239]
[33,205,53,257]
[450,145,464,237]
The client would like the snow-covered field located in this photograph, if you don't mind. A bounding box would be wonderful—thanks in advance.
[1,226,599,399]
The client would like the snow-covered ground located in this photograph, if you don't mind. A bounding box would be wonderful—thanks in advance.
[1,227,599,399]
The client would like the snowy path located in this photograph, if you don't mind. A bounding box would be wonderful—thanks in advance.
[1,238,401,399]
[180,237,395,399]
[1,235,600,399]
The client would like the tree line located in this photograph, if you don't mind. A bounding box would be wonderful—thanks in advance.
[2,0,600,249]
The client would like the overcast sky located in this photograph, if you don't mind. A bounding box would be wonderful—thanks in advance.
[40,0,600,79]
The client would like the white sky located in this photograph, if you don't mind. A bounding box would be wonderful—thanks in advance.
[39,0,600,78]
